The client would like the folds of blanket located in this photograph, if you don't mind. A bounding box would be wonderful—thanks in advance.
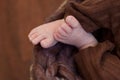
[31,0,120,80]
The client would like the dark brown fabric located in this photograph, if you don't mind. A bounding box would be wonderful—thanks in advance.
[31,0,120,80]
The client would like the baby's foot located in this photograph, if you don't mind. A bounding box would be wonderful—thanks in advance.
[28,19,64,48]
[54,16,98,49]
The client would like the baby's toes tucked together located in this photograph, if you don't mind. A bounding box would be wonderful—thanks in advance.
[32,35,46,45]
[60,23,72,34]
[55,23,72,38]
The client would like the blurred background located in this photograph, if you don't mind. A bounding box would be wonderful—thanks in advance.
[0,0,64,80]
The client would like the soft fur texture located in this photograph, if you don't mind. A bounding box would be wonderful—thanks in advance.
[31,0,120,80]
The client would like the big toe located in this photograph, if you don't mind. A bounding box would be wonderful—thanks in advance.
[65,15,81,28]
[40,38,57,48]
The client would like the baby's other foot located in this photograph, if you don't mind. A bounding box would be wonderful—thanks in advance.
[28,19,64,48]
[54,15,98,49]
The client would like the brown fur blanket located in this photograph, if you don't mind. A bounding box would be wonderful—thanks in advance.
[31,0,120,80]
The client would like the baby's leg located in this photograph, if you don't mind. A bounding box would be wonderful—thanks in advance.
[28,19,64,48]
[54,16,98,49]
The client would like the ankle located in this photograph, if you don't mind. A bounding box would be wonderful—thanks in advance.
[80,39,98,49]
[76,33,98,49]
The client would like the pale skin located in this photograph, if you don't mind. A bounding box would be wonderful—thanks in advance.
[28,19,64,48]
[28,15,98,49]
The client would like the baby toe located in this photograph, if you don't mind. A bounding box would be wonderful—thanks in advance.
[54,32,63,40]
[54,34,66,44]
[57,25,68,37]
